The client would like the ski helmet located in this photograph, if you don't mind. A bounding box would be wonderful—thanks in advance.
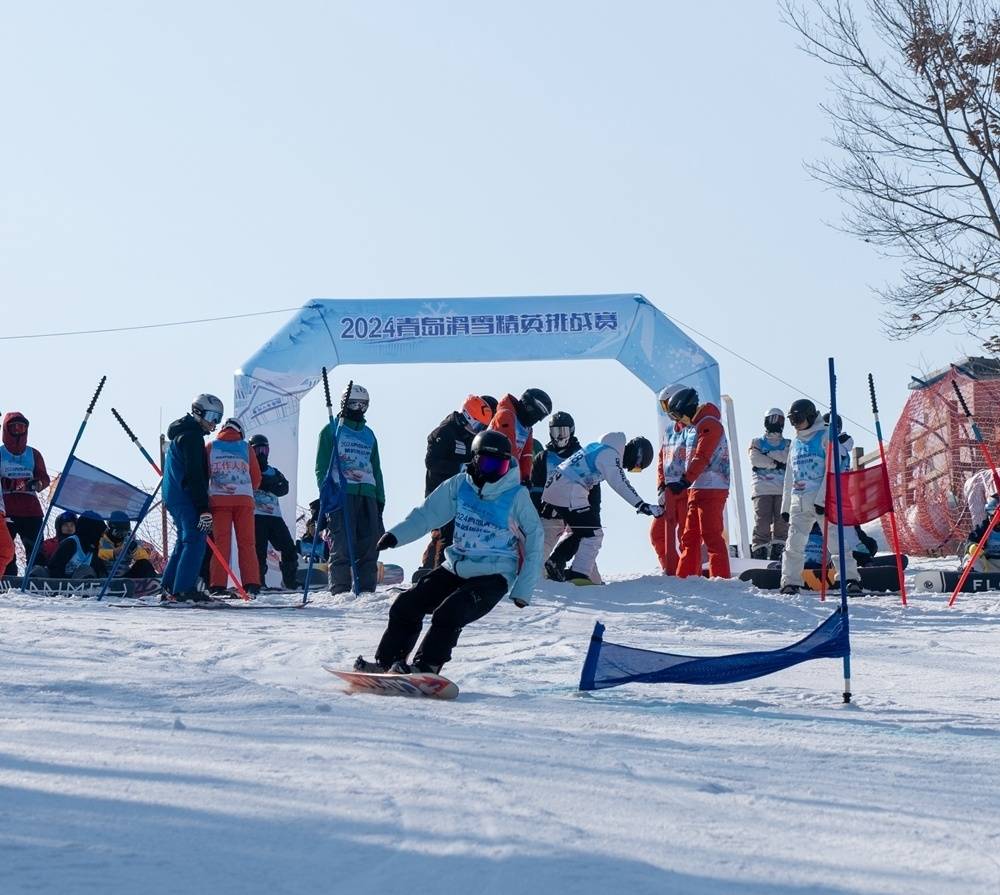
[55,510,77,537]
[549,411,575,448]
[764,407,785,434]
[249,433,269,447]
[821,411,843,430]
[191,394,224,426]
[461,395,494,432]
[666,387,699,422]
[657,385,681,414]
[622,436,654,473]
[787,398,818,428]
[221,417,245,438]
[470,429,512,483]
[518,388,552,425]
[480,395,498,414]
[341,383,370,420]
[107,510,131,543]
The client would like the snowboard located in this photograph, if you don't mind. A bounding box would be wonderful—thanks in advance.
[739,564,900,593]
[295,562,404,588]
[0,575,160,599]
[324,666,459,700]
[913,570,1000,593]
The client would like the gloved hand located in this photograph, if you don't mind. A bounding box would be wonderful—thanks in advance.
[636,502,663,518]
[377,532,398,551]
[773,461,786,471]
[197,513,213,533]
[781,512,790,523]
[512,598,528,609]
[28,479,44,492]
[814,504,825,516]
[666,477,690,495]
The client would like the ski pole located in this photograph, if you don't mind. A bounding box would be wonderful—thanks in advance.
[111,407,249,601]
[869,374,907,606]
[301,368,335,605]
[828,358,851,704]
[21,376,106,592]
[949,502,1000,606]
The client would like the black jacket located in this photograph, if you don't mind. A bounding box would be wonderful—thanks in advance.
[258,464,290,497]
[424,411,474,496]
[165,414,210,513]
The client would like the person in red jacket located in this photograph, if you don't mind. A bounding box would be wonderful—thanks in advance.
[665,387,732,579]
[650,386,689,575]
[1,412,51,576]
[0,487,14,577]
[488,389,552,482]
[206,418,262,595]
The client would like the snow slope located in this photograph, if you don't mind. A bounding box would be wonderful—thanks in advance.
[1,573,998,895]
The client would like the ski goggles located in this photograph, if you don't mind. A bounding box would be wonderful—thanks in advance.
[462,409,486,432]
[108,524,130,541]
[786,410,806,426]
[475,454,511,477]
[6,421,28,435]
[521,397,550,425]
[549,426,572,444]
[345,399,369,413]
[253,443,270,457]
[201,409,223,425]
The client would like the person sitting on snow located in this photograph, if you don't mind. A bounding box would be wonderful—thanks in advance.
[664,387,732,580]
[748,408,790,561]
[1,412,51,576]
[353,429,542,676]
[249,434,299,590]
[540,433,660,586]
[98,510,158,578]
[965,469,1000,571]
[779,399,861,595]
[36,510,107,580]
[40,511,78,565]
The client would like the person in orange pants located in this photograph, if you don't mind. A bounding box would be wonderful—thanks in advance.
[650,385,689,574]
[0,497,15,577]
[664,387,732,579]
[206,418,262,595]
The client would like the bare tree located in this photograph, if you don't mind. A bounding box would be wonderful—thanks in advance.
[783,0,1000,353]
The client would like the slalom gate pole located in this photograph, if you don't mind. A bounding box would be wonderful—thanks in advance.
[159,434,169,560]
[828,358,852,704]
[111,407,249,601]
[95,484,160,601]
[818,444,833,602]
[950,379,1000,494]
[21,376,106,592]
[868,374,907,607]
[302,367,336,605]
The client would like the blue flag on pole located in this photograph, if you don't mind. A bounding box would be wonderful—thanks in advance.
[51,456,151,520]
[579,610,850,691]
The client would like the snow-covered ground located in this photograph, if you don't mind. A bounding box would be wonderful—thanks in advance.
[1,571,998,895]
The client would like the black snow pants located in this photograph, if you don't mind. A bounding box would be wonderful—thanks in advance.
[327,493,383,594]
[254,514,299,588]
[375,566,509,669]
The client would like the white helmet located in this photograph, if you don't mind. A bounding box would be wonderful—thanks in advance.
[192,393,224,425]
[341,382,370,419]
[342,383,370,406]
[658,384,681,413]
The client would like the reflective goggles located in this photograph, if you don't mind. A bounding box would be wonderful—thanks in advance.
[475,454,511,477]
[201,409,223,425]
[787,411,805,426]
[108,524,130,540]
[254,443,270,457]
[666,410,684,422]
[549,426,572,444]
[6,421,28,435]
[345,399,369,412]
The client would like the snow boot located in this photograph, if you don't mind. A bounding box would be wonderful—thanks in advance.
[566,571,597,586]
[175,590,212,603]
[545,559,566,582]
[412,659,442,674]
[208,585,228,596]
[279,559,299,590]
[844,579,863,594]
[768,543,784,562]
[245,584,260,598]
[779,584,800,595]
[389,660,412,675]
[353,656,389,673]
[750,546,769,560]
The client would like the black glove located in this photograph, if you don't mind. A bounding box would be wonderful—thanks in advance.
[377,532,397,551]
[635,502,663,517]
[781,512,790,523]
[666,477,690,495]
[773,461,786,471]
[512,598,528,609]
[814,504,825,517]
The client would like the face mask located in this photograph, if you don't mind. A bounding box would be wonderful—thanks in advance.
[549,426,572,447]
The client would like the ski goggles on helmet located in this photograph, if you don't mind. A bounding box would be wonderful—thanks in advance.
[474,454,511,480]
[253,443,270,457]
[549,425,572,445]
[786,409,806,426]
[6,420,28,435]
[108,523,130,541]
[345,399,369,413]
[200,409,223,425]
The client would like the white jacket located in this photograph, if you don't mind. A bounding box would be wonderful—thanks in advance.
[542,432,646,511]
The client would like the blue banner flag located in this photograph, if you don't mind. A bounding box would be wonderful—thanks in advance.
[51,456,151,520]
[579,610,849,691]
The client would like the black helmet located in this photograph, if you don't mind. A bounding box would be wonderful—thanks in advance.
[518,388,552,425]
[480,394,498,414]
[470,429,513,484]
[622,436,654,472]
[549,411,575,448]
[787,398,818,428]
[249,433,269,448]
[666,387,699,421]
[821,411,842,430]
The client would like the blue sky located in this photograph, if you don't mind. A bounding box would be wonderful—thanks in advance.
[1,2,966,575]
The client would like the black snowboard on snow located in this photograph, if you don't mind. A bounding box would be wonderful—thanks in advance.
[913,570,1000,593]
[0,576,159,598]
[739,564,901,593]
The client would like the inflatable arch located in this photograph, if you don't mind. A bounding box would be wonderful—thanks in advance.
[234,294,720,532]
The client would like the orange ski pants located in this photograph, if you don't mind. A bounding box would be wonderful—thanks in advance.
[0,514,14,577]
[210,503,260,588]
[677,488,731,579]
[649,490,686,574]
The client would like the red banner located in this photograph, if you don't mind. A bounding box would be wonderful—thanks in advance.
[826,465,893,525]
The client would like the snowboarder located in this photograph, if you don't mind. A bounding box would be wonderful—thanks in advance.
[530,411,603,581]
[540,433,660,585]
[489,388,553,483]
[1,412,51,576]
[39,510,107,579]
[162,393,222,601]
[779,399,861,595]
[206,417,261,595]
[314,383,386,594]
[665,387,732,579]
[39,510,77,565]
[748,408,790,560]
[353,429,542,675]
[98,510,158,578]
[249,434,298,589]
[413,394,497,582]
[650,385,689,575]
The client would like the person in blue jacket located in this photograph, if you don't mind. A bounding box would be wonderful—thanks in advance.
[354,429,542,675]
